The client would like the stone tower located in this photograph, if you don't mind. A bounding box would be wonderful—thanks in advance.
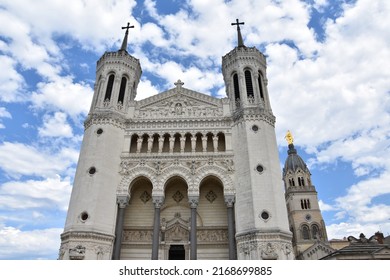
[59,21,293,260]
[283,136,330,259]
[59,24,142,260]
[221,20,293,260]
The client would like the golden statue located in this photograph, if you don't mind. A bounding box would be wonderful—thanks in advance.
[285,130,294,145]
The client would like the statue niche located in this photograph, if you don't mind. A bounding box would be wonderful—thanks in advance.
[161,213,189,243]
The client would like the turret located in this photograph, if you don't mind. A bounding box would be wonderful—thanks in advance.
[283,131,329,259]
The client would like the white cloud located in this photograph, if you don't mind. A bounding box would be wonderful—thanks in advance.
[0,142,76,178]
[0,175,72,211]
[31,76,93,118]
[38,112,73,138]
[135,78,160,100]
[0,107,12,129]
[0,55,26,102]
[0,225,62,259]
[327,222,390,240]
[318,200,334,211]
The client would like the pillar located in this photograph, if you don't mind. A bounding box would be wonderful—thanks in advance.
[188,196,199,260]
[212,135,219,152]
[169,135,175,153]
[112,195,129,260]
[191,135,197,152]
[180,135,186,153]
[201,135,207,152]
[225,195,236,260]
[136,136,143,153]
[152,196,164,260]
[158,135,164,153]
[147,134,153,153]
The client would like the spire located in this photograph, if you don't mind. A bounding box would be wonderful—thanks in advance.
[120,22,134,52]
[231,19,245,48]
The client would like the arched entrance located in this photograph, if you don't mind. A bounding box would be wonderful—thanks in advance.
[160,176,190,260]
[120,176,154,260]
[197,176,229,259]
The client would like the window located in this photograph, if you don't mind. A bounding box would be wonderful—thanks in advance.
[233,73,240,101]
[312,225,320,239]
[118,77,127,104]
[245,70,254,98]
[298,177,305,186]
[258,71,265,100]
[289,178,295,187]
[301,199,311,209]
[302,225,310,240]
[104,74,115,101]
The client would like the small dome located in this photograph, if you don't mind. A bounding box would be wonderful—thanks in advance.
[283,144,309,175]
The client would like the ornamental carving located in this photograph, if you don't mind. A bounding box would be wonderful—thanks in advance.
[69,245,86,260]
[123,230,153,242]
[197,229,228,242]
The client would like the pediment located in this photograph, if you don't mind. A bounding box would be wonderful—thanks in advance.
[301,241,335,260]
[134,85,224,119]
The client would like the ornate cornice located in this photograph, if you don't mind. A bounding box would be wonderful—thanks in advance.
[84,111,126,130]
[60,231,115,243]
[232,107,275,127]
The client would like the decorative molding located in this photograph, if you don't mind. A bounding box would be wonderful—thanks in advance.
[205,190,217,203]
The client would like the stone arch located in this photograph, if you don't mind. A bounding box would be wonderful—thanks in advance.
[159,165,194,192]
[117,166,157,197]
[194,165,234,196]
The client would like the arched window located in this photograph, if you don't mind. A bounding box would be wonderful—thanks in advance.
[298,177,305,187]
[258,71,265,100]
[312,225,320,239]
[302,225,310,240]
[245,70,254,98]
[233,73,240,101]
[118,77,127,104]
[104,74,115,101]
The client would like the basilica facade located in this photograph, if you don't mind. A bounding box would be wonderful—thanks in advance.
[57,22,324,260]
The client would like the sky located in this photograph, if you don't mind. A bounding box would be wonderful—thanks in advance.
[0,0,389,260]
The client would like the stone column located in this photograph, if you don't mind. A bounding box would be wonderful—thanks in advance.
[225,195,236,260]
[191,135,197,152]
[112,195,129,260]
[201,135,208,152]
[169,135,175,153]
[180,135,186,153]
[188,196,199,260]
[147,134,154,153]
[136,136,143,153]
[152,196,164,260]
[212,135,219,152]
[158,135,164,153]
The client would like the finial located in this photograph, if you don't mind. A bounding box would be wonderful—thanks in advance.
[120,22,134,51]
[231,19,245,48]
[285,130,294,145]
[174,79,184,89]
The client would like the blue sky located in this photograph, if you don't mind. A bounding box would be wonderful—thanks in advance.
[0,0,389,259]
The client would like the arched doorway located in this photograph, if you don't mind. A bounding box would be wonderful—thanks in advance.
[120,176,154,260]
[197,176,229,259]
[161,176,190,260]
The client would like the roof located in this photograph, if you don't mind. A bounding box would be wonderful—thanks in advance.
[283,144,310,175]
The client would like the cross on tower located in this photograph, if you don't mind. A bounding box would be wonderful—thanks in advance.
[122,22,135,33]
[231,19,245,47]
[119,22,135,52]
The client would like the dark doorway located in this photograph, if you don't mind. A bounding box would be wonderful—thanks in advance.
[169,245,185,260]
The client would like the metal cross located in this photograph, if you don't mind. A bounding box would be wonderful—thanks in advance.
[231,19,245,29]
[122,22,134,33]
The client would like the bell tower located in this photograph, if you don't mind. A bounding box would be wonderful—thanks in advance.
[223,19,293,260]
[89,22,142,114]
[283,131,329,259]
[59,23,141,260]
